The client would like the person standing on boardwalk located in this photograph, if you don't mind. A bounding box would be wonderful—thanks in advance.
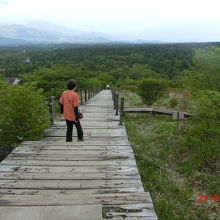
[59,79,84,142]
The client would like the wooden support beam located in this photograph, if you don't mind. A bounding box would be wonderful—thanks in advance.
[85,90,87,102]
[119,97,124,125]
[115,94,119,116]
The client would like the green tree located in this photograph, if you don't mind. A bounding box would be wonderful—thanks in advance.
[138,78,170,105]
[0,84,50,147]
[128,64,159,80]
[87,78,102,89]
[183,47,220,91]
[97,73,115,86]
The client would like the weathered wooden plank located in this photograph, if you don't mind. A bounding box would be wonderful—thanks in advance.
[0,179,142,189]
[6,155,134,161]
[0,165,138,173]
[1,159,136,166]
[0,205,102,220]
[0,192,149,199]
[0,188,144,195]
[45,128,127,137]
[124,107,190,118]
[8,149,134,157]
[12,147,133,153]
[103,203,158,219]
[22,137,131,145]
[0,193,152,206]
[14,144,132,149]
[0,172,140,180]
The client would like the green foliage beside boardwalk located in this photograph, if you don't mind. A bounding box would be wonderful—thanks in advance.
[0,83,50,147]
[138,78,170,105]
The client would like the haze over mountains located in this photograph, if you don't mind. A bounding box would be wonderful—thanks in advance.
[0,20,220,46]
[0,21,114,45]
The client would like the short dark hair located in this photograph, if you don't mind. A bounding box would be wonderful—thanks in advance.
[67,79,76,90]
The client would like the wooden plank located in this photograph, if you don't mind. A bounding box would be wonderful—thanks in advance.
[103,203,158,219]
[0,193,152,206]
[6,155,134,161]
[0,192,149,199]
[0,172,140,180]
[0,165,138,173]
[0,188,144,195]
[0,205,102,220]
[13,145,133,151]
[124,107,190,117]
[1,159,136,166]
[13,145,133,152]
[0,179,142,189]
[45,128,127,137]
[26,137,131,145]
[10,151,133,156]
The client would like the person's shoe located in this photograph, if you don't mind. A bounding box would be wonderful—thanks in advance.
[78,139,85,142]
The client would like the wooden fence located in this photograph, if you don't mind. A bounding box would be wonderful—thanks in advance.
[111,90,190,125]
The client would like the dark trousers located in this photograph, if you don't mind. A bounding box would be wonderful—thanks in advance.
[66,120,83,142]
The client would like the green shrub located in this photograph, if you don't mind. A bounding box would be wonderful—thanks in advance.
[115,78,138,88]
[138,78,170,105]
[170,97,179,108]
[0,84,50,147]
[120,85,139,93]
[87,78,102,89]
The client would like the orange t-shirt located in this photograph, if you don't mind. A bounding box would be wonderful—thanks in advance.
[59,90,79,121]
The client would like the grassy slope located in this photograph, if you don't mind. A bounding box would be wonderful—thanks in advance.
[121,90,219,220]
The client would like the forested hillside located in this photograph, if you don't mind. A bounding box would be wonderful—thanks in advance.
[0,42,219,96]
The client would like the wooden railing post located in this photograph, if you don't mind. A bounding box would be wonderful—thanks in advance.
[85,90,87,102]
[112,90,116,109]
[50,96,55,125]
[119,97,124,125]
[177,110,180,129]
[115,94,119,115]
[80,90,83,104]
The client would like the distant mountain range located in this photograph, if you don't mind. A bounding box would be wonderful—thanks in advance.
[0,37,31,45]
[1,20,219,45]
[0,21,165,45]
[0,21,112,45]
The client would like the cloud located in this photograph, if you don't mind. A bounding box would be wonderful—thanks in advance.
[0,0,11,5]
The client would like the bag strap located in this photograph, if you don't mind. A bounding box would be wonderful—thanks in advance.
[66,90,81,113]
[66,90,74,107]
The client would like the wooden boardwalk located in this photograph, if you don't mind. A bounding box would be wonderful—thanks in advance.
[0,90,158,220]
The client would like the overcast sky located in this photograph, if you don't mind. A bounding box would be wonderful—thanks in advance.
[0,0,220,42]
